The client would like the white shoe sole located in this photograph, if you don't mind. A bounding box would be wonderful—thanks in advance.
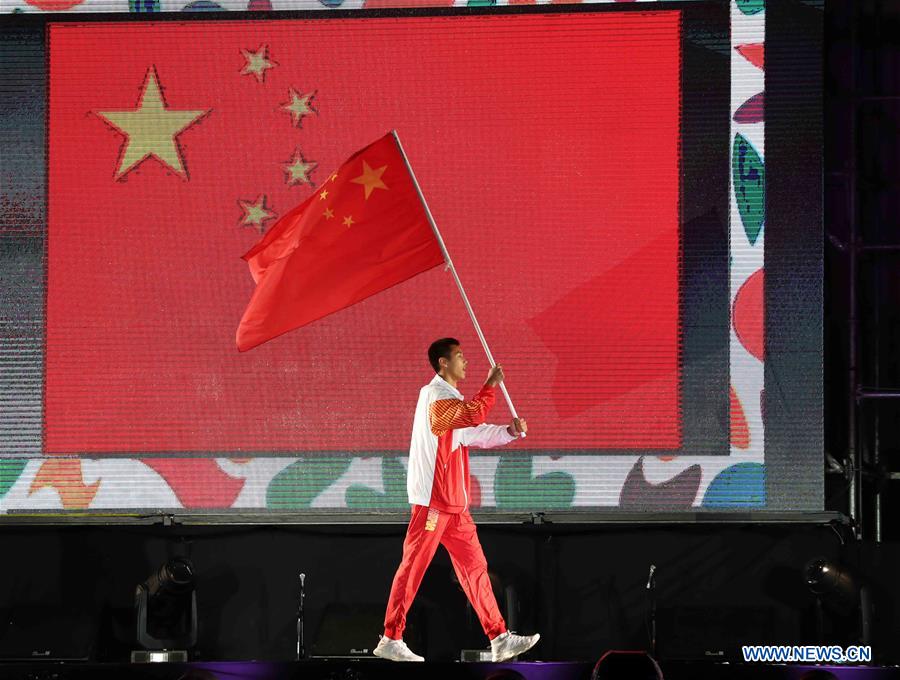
[492,633,540,662]
[373,648,424,662]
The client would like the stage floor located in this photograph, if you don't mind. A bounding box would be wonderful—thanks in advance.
[0,660,897,680]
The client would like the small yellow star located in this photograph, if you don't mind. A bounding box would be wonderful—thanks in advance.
[323,207,334,219]
[281,88,316,128]
[329,172,339,182]
[238,195,276,233]
[351,160,389,200]
[240,45,276,83]
[343,215,355,228]
[319,189,328,200]
[283,150,317,186]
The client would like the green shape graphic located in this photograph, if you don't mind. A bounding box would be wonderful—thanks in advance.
[732,133,766,246]
[467,0,496,6]
[494,455,575,510]
[266,456,352,509]
[346,457,409,510]
[736,0,765,16]
[0,459,28,498]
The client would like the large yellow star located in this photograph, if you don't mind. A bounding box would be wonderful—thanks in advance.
[351,160,389,200]
[240,45,276,83]
[97,67,208,180]
[282,88,316,128]
[283,150,317,186]
[238,195,276,233]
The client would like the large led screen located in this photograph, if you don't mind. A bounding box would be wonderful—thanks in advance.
[0,2,823,517]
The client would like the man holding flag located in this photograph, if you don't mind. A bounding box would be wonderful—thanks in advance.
[238,132,538,661]
[373,338,539,663]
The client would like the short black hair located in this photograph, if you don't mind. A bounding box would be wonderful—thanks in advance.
[428,338,460,373]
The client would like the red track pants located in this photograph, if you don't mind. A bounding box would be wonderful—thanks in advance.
[383,504,507,641]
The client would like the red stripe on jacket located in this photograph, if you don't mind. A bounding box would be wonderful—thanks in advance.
[426,384,496,513]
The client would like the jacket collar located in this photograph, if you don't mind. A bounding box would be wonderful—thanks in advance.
[430,373,463,400]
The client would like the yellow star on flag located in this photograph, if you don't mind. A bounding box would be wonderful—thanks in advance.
[238,195,275,233]
[343,215,355,228]
[319,189,329,200]
[240,45,276,83]
[351,160,389,200]
[283,150,317,186]
[323,207,335,219]
[329,172,339,182]
[282,88,316,127]
[97,67,208,180]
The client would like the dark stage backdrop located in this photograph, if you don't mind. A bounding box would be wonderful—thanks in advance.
[0,1,822,518]
[2,522,887,663]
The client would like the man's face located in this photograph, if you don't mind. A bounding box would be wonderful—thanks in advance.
[442,345,468,382]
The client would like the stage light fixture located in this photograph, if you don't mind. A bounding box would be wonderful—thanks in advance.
[131,557,198,663]
[804,557,872,645]
[805,558,858,614]
[592,650,664,680]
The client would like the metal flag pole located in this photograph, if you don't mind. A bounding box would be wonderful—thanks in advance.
[390,130,524,436]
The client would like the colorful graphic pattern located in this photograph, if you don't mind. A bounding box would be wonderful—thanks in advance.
[0,0,766,515]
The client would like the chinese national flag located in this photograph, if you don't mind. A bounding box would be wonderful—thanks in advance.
[45,13,681,453]
[237,133,444,352]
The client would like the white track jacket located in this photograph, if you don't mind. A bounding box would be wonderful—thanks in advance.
[407,375,515,513]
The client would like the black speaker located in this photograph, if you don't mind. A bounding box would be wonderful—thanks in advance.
[0,607,95,661]
[592,650,663,680]
[311,603,423,658]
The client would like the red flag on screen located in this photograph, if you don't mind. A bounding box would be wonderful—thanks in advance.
[45,14,682,454]
[236,133,444,351]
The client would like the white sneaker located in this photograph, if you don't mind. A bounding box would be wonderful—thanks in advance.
[373,636,425,662]
[490,631,541,662]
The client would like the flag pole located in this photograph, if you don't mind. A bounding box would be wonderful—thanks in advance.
[390,130,524,436]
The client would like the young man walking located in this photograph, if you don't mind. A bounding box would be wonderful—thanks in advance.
[374,338,540,663]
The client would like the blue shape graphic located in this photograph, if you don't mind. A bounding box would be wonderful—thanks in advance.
[182,0,225,10]
[702,462,766,508]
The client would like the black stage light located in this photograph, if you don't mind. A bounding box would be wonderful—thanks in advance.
[132,557,198,663]
[805,557,858,615]
[804,557,872,645]
[592,650,664,680]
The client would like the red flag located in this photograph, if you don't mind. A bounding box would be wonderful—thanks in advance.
[236,133,444,351]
